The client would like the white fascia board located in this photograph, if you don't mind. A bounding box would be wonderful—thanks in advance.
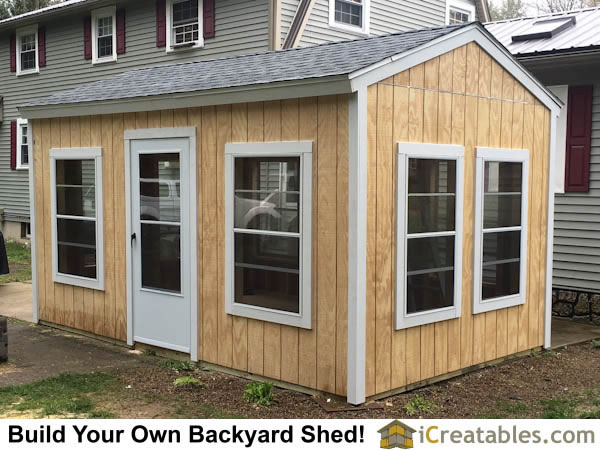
[349,24,563,116]
[19,77,352,120]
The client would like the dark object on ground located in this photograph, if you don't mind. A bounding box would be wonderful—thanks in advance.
[0,232,8,275]
[0,317,7,362]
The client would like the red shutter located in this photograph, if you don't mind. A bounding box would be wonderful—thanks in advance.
[10,121,17,170]
[203,0,215,38]
[156,0,166,47]
[9,34,16,72]
[38,27,46,67]
[83,16,92,60]
[565,86,593,192]
[116,9,126,54]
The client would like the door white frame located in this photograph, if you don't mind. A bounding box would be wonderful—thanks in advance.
[124,127,198,361]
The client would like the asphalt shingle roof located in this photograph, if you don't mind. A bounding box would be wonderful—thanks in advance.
[22,23,470,109]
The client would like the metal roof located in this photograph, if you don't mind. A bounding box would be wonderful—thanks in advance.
[485,7,600,57]
[20,23,468,108]
[0,0,109,30]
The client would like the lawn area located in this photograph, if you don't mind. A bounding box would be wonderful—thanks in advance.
[0,240,31,284]
[1,340,600,419]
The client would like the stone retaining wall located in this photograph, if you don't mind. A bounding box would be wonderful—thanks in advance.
[552,289,600,324]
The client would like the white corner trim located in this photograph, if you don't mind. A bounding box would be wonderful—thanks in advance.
[395,143,464,330]
[347,88,367,405]
[446,0,476,25]
[15,24,40,76]
[224,140,313,330]
[544,112,558,349]
[472,147,530,315]
[28,120,38,324]
[349,24,562,116]
[16,118,29,169]
[91,5,117,65]
[123,126,198,359]
[166,0,204,52]
[328,0,370,36]
[50,147,105,291]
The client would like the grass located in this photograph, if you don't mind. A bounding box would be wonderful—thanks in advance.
[161,359,195,372]
[0,240,31,284]
[403,395,439,416]
[0,372,121,418]
[173,376,204,388]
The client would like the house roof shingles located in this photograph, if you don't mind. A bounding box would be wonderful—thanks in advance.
[21,23,469,109]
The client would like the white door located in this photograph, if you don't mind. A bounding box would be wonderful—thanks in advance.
[130,137,191,353]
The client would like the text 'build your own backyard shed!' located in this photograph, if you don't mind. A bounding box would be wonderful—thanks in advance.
[20,22,561,405]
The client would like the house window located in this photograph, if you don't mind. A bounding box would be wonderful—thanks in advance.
[51,148,104,290]
[447,1,475,25]
[473,147,529,314]
[16,26,38,75]
[329,0,370,35]
[224,141,313,329]
[16,118,29,170]
[396,143,464,329]
[167,0,203,50]
[92,6,117,63]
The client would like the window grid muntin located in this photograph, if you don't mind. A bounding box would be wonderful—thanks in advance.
[334,0,363,27]
[172,0,199,44]
[449,7,470,24]
[96,15,113,58]
[20,123,29,165]
[20,33,36,71]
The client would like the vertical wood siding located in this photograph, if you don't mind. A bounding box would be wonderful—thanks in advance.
[365,43,551,396]
[33,95,349,396]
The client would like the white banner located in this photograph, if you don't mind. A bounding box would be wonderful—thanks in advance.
[1,419,599,449]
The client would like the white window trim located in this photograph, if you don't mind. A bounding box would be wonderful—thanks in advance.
[50,147,105,291]
[473,147,529,314]
[91,6,117,64]
[396,143,464,330]
[224,141,313,329]
[16,24,39,76]
[166,0,204,52]
[329,0,370,37]
[16,118,29,170]
[446,0,476,25]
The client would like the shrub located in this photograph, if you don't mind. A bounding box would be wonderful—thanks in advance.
[243,382,273,407]
[173,376,204,388]
[403,395,439,416]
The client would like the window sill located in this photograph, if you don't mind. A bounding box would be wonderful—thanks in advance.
[92,56,117,65]
[166,40,205,53]
[396,305,459,330]
[15,166,29,171]
[16,69,39,77]
[473,293,525,314]
[226,301,312,329]
[328,22,370,37]
[53,272,104,291]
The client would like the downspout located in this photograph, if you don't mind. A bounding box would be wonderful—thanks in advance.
[282,0,316,49]
[347,88,368,405]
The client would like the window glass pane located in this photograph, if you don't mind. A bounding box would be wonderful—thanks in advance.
[449,8,470,24]
[235,233,299,271]
[334,0,363,27]
[407,236,454,273]
[483,193,521,228]
[20,124,28,165]
[20,33,36,71]
[139,153,180,222]
[407,270,454,314]
[56,160,96,217]
[57,218,96,279]
[483,230,521,263]
[172,0,199,44]
[141,223,181,293]
[484,161,522,193]
[408,195,455,233]
[408,159,456,194]
[234,157,300,233]
[482,261,520,300]
[98,36,113,58]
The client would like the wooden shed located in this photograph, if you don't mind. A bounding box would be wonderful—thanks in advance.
[20,22,561,404]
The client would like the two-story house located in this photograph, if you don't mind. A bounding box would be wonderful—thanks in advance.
[0,0,489,241]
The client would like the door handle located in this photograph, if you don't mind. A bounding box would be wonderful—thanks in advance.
[131,232,137,244]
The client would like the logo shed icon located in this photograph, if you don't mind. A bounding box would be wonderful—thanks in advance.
[378,420,416,449]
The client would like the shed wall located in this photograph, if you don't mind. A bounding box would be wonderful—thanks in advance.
[365,43,551,396]
[33,95,349,397]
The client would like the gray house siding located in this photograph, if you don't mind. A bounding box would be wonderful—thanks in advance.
[0,0,270,223]
[298,0,478,47]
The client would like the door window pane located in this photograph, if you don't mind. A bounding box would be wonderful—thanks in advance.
[141,223,181,293]
[139,153,181,222]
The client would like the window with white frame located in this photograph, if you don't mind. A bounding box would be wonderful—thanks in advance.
[16,25,38,75]
[167,0,203,50]
[51,148,104,290]
[396,143,464,329]
[447,0,475,25]
[16,118,29,170]
[224,141,312,329]
[92,6,117,63]
[329,0,370,35]
[473,147,529,314]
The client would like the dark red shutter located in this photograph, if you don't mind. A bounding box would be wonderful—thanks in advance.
[156,0,166,47]
[38,27,46,67]
[116,9,126,54]
[83,16,92,59]
[10,121,17,170]
[565,86,593,192]
[9,34,16,72]
[203,0,215,38]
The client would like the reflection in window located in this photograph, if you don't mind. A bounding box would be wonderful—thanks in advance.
[233,157,301,313]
